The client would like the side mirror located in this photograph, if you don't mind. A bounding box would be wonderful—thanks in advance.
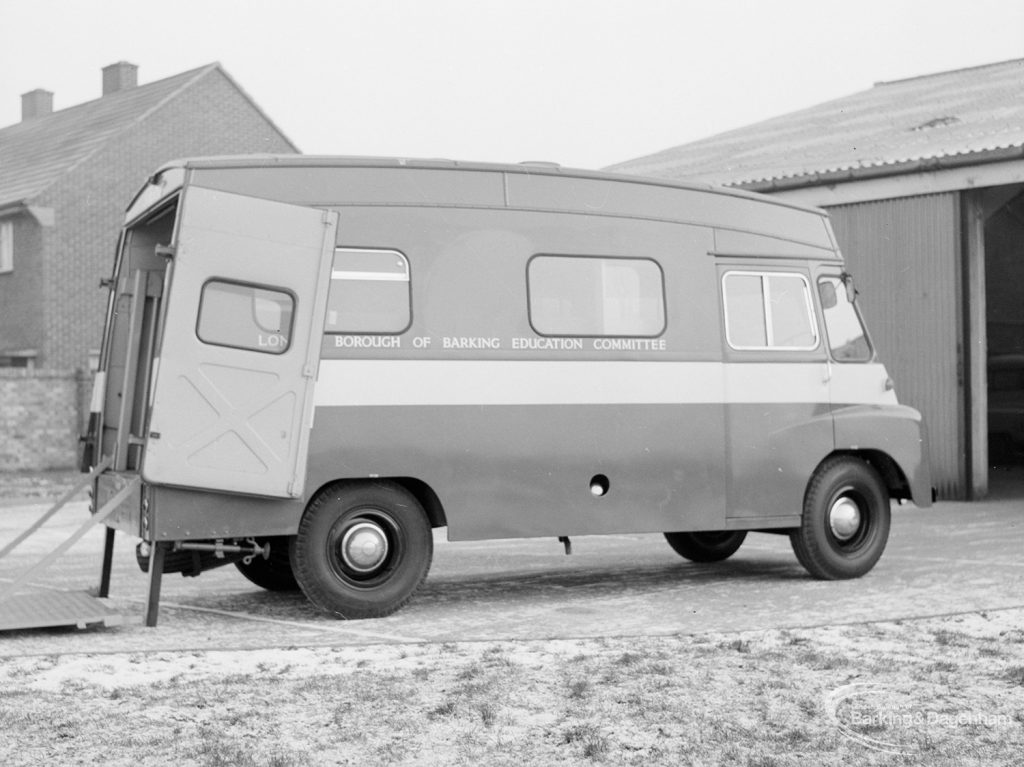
[840,272,857,303]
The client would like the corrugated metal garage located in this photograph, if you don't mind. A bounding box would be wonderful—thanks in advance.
[827,194,964,498]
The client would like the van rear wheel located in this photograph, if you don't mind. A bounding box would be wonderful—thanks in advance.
[292,481,433,619]
[664,530,747,562]
[791,456,890,579]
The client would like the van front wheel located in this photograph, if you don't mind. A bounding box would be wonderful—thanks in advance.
[664,530,747,562]
[791,457,890,579]
[292,482,433,619]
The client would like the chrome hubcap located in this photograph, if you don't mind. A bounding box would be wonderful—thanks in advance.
[341,521,389,573]
[829,496,862,540]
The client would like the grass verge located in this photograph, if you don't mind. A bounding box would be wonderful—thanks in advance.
[1,611,1022,766]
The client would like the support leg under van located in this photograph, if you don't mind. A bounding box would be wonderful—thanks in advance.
[98,527,116,598]
[145,542,168,628]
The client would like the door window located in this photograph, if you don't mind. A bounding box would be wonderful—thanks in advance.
[722,271,818,350]
[196,280,295,354]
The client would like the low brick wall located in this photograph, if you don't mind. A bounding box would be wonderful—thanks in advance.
[0,369,89,471]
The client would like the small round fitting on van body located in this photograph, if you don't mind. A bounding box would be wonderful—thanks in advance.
[590,474,609,497]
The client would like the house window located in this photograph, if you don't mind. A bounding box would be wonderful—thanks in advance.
[0,221,12,273]
[528,255,666,337]
[722,271,818,350]
[0,351,37,369]
[325,248,411,334]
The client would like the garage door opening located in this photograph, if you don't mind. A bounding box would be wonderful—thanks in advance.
[983,184,1024,491]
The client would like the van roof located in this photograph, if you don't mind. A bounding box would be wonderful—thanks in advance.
[131,155,838,252]
[151,154,829,216]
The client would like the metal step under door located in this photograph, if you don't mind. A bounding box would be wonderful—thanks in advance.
[0,459,136,632]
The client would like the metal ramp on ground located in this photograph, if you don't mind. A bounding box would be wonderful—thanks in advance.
[0,458,137,632]
[0,591,124,631]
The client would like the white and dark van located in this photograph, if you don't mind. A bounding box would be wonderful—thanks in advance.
[80,157,932,624]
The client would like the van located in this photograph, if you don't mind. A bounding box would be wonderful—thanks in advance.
[80,156,932,624]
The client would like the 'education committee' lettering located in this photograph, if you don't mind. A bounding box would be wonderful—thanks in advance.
[512,337,585,351]
[331,335,667,352]
[592,338,667,351]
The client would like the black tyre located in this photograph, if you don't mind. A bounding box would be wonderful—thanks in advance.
[664,530,747,562]
[234,536,300,591]
[790,456,890,579]
[291,481,433,619]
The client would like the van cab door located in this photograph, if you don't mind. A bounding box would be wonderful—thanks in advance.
[142,186,337,498]
[718,264,834,519]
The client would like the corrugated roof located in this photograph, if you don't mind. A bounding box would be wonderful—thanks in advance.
[607,58,1024,189]
[0,64,217,209]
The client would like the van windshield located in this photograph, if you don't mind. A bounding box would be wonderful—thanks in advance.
[819,276,871,362]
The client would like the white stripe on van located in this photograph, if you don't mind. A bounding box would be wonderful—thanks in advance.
[314,360,897,407]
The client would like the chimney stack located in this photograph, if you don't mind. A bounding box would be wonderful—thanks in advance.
[21,89,54,121]
[102,61,138,95]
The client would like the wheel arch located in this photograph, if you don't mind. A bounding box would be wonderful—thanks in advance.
[305,476,447,529]
[832,404,933,507]
[391,477,448,529]
[816,449,910,502]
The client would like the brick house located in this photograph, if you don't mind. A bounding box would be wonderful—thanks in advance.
[0,62,298,470]
[0,61,298,372]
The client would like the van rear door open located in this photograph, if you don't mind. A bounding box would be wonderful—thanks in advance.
[141,187,337,498]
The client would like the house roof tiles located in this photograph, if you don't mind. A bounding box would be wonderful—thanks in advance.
[0,63,292,210]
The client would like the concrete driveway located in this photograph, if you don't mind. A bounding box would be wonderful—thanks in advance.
[1,478,1022,656]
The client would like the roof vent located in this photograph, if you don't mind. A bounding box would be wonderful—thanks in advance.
[911,116,961,131]
[102,61,138,95]
[21,89,53,121]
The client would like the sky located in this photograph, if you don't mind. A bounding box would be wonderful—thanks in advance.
[1,0,1022,170]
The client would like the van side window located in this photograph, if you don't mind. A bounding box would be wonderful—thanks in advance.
[196,280,294,354]
[326,248,411,334]
[528,256,665,337]
[722,271,817,350]
[818,276,872,361]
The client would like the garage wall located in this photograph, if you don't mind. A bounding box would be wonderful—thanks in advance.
[826,193,965,499]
